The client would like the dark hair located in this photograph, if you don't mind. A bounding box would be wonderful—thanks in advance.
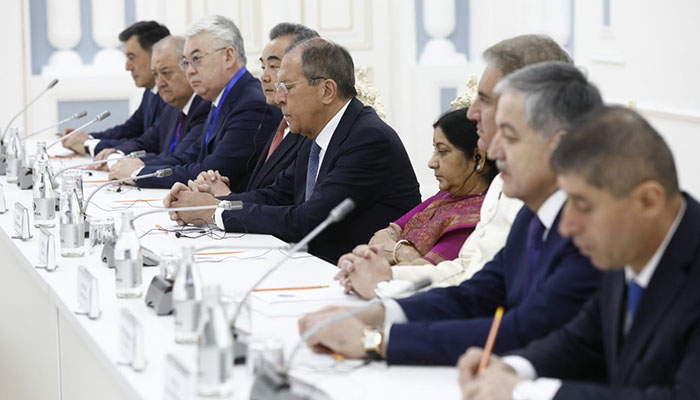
[289,38,357,99]
[494,61,603,139]
[484,34,572,76]
[119,21,170,53]
[269,22,319,50]
[551,106,680,198]
[434,108,498,183]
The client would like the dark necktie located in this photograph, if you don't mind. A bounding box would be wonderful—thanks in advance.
[523,216,545,298]
[305,141,321,201]
[266,120,288,161]
[168,111,185,153]
[204,104,217,144]
[627,281,644,319]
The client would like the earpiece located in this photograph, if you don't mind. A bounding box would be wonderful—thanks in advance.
[474,154,482,171]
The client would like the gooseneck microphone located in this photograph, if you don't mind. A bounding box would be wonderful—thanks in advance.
[22,111,87,141]
[229,198,356,329]
[133,200,242,220]
[51,150,146,186]
[2,78,59,143]
[47,110,111,149]
[82,168,172,214]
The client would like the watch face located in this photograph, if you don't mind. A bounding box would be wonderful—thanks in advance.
[363,330,381,350]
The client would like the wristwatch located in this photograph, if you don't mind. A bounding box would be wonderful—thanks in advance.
[362,327,384,360]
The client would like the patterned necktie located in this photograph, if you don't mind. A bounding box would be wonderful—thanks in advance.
[168,111,185,153]
[627,280,644,319]
[266,119,288,161]
[523,216,545,298]
[305,141,322,201]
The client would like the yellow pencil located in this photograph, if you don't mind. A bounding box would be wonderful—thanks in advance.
[478,306,505,373]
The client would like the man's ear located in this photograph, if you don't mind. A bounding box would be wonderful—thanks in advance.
[320,79,338,105]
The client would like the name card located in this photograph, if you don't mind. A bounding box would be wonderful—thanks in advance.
[36,228,58,272]
[12,202,31,240]
[118,308,147,372]
[0,183,7,213]
[163,353,194,400]
[75,266,100,319]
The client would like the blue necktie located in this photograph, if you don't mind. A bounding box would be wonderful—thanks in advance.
[627,281,644,319]
[523,216,545,298]
[203,104,217,145]
[305,142,321,200]
[168,111,185,154]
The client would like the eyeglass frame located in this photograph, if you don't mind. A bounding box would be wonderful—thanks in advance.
[273,77,328,94]
[179,47,228,71]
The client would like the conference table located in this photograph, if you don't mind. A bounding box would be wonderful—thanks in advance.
[0,146,460,400]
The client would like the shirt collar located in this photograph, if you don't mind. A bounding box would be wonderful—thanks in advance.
[624,198,687,288]
[313,100,351,151]
[212,86,225,108]
[536,189,567,239]
[150,86,158,95]
[181,93,196,115]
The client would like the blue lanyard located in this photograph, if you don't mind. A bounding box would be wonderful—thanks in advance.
[204,66,247,144]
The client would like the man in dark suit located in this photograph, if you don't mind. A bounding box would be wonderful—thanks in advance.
[165,38,421,263]
[458,107,700,400]
[120,15,279,189]
[297,62,603,365]
[90,36,208,177]
[62,21,170,156]
[190,22,319,195]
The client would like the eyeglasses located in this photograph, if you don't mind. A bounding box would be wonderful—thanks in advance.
[273,77,327,94]
[179,47,227,71]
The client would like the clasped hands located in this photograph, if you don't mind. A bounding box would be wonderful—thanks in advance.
[163,169,231,225]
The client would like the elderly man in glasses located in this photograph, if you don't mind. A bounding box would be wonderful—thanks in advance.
[164,38,421,263]
[109,15,280,189]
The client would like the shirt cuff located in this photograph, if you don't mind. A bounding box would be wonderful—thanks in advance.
[85,139,100,157]
[502,355,538,380]
[381,298,409,352]
[106,152,124,170]
[214,208,225,230]
[511,378,562,400]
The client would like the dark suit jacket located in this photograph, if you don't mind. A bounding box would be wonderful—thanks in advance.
[110,96,209,162]
[515,193,700,400]
[91,88,165,144]
[136,70,279,189]
[220,98,421,263]
[244,122,304,191]
[388,204,602,366]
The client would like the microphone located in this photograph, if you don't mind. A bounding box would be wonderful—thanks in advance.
[133,200,242,220]
[82,167,172,214]
[52,150,146,186]
[22,111,87,141]
[250,276,431,399]
[2,78,59,143]
[47,110,110,149]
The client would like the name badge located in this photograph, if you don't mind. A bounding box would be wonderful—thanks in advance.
[163,353,194,400]
[75,266,100,319]
[36,228,58,271]
[12,202,31,240]
[118,308,147,371]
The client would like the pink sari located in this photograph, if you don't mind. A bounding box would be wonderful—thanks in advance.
[395,190,484,264]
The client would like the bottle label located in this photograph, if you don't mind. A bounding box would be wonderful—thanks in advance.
[174,300,201,334]
[34,197,55,221]
[116,259,142,288]
[60,223,84,248]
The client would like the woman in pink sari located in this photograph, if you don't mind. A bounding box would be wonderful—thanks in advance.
[359,108,496,266]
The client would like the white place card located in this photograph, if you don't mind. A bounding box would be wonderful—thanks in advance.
[36,228,57,272]
[75,265,100,319]
[0,183,7,213]
[118,308,147,372]
[163,353,194,400]
[12,202,31,240]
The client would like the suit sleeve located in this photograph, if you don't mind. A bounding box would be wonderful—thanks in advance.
[113,121,164,155]
[385,243,600,365]
[219,126,394,243]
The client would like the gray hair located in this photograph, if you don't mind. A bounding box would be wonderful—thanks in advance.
[185,15,246,65]
[494,61,603,139]
[552,106,680,198]
[484,34,572,76]
[152,35,186,60]
[269,22,319,50]
[289,38,357,99]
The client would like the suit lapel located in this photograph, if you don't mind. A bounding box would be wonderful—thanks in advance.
[159,107,179,154]
[206,72,251,151]
[315,98,363,184]
[256,133,300,178]
[618,194,700,381]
